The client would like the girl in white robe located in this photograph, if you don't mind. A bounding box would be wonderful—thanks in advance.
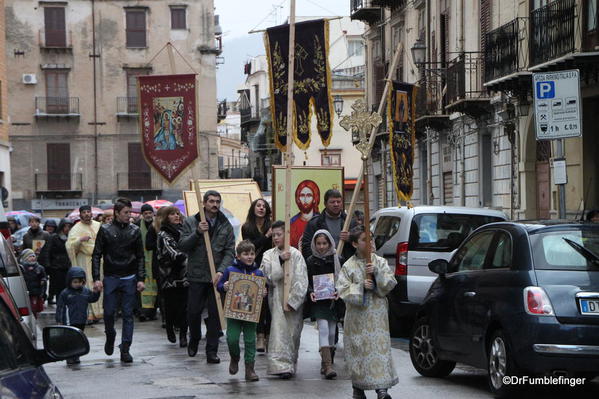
[337,226,398,399]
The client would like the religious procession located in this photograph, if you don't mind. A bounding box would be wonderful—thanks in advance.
[2,0,599,399]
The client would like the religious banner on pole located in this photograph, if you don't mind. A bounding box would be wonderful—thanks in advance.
[387,81,418,202]
[138,74,198,183]
[265,19,334,151]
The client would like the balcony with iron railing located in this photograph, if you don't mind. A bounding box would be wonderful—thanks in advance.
[484,17,529,84]
[530,0,577,68]
[415,70,450,131]
[350,0,381,24]
[35,97,79,118]
[35,173,83,193]
[117,97,139,117]
[445,52,490,116]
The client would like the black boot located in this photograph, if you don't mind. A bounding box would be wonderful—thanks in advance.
[376,389,391,399]
[104,332,116,356]
[166,324,176,343]
[187,339,199,357]
[353,387,366,399]
[179,329,188,348]
[120,344,133,363]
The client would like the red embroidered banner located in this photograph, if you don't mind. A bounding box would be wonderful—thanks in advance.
[138,74,198,183]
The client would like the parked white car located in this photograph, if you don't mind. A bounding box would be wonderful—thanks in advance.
[370,206,507,336]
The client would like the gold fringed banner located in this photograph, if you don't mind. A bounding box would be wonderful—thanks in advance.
[387,81,418,202]
[264,19,333,151]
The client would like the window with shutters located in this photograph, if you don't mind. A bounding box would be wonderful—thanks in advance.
[45,70,69,114]
[348,39,364,57]
[321,150,341,166]
[126,10,147,48]
[171,7,186,29]
[128,143,151,189]
[125,69,150,113]
[44,7,66,47]
[47,143,71,191]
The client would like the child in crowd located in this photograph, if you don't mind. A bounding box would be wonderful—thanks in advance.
[217,240,265,382]
[306,229,342,379]
[19,248,47,317]
[260,220,308,379]
[56,266,101,365]
[336,225,398,399]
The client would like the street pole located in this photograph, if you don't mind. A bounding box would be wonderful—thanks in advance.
[283,0,296,308]
[557,139,566,219]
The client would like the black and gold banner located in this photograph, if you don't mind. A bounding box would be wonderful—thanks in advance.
[387,81,418,202]
[265,19,333,151]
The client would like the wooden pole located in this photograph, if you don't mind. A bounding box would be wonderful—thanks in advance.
[192,180,226,329]
[283,0,296,309]
[362,159,373,279]
[167,42,177,74]
[337,42,404,256]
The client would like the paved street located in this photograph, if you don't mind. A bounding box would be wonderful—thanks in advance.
[38,310,599,399]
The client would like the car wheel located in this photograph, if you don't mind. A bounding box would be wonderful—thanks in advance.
[409,317,456,377]
[487,330,518,397]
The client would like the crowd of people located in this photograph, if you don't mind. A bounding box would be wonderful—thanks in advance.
[24,194,599,398]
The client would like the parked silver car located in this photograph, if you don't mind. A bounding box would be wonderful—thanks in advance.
[370,206,507,336]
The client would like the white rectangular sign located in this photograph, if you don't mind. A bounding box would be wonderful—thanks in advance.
[31,198,89,210]
[533,70,582,140]
[553,159,567,185]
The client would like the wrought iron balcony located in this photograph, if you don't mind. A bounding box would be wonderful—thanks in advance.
[371,0,405,8]
[116,97,139,116]
[483,18,528,83]
[35,173,83,192]
[416,71,446,119]
[35,97,79,117]
[350,0,381,24]
[446,52,490,116]
[240,105,260,126]
[530,0,576,67]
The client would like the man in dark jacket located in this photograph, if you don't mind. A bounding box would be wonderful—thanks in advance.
[301,189,356,262]
[23,215,51,269]
[92,197,145,363]
[46,218,73,304]
[179,190,235,363]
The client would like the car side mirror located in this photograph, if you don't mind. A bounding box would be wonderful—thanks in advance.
[429,259,449,276]
[42,326,89,362]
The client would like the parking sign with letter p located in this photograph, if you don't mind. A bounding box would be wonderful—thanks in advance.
[536,81,555,99]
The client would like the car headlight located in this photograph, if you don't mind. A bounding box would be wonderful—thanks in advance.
[43,386,63,399]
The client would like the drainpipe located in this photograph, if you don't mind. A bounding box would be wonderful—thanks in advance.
[461,121,466,206]
[91,0,99,204]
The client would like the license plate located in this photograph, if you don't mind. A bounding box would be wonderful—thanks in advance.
[579,299,599,315]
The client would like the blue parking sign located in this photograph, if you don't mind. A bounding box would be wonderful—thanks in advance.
[536,81,555,99]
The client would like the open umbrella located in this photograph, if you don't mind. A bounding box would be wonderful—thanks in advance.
[174,200,186,216]
[68,207,104,221]
[144,200,173,209]
[6,210,41,228]
[131,201,143,214]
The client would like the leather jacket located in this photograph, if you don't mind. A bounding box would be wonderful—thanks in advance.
[92,220,145,282]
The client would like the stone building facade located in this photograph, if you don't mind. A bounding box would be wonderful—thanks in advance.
[6,0,221,215]
[0,0,11,208]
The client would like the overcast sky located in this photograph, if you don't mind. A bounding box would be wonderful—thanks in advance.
[214,0,351,40]
[214,0,352,100]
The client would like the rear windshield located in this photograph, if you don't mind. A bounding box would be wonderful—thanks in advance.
[409,213,504,252]
[531,227,599,271]
[0,239,19,277]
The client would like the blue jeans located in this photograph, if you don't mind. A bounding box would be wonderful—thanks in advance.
[103,276,137,347]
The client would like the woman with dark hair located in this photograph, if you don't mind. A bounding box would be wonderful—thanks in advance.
[155,206,188,347]
[46,218,74,304]
[586,209,599,223]
[241,198,273,352]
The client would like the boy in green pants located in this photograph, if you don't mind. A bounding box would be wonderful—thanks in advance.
[217,240,265,381]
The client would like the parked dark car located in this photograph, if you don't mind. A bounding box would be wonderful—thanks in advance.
[409,221,599,396]
[0,276,90,399]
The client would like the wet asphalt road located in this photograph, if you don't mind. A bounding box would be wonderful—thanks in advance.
[38,309,599,399]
